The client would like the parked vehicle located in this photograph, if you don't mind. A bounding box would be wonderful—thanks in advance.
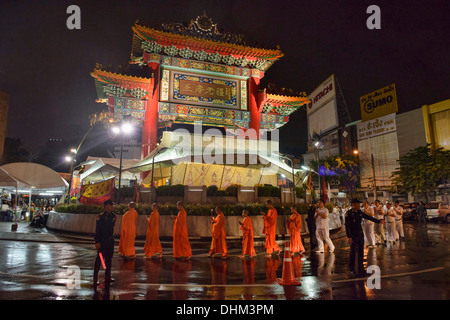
[402,203,419,221]
[438,202,450,223]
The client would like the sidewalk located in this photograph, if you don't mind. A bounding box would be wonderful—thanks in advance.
[0,221,346,249]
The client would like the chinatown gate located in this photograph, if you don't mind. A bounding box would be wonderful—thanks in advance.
[91,14,309,191]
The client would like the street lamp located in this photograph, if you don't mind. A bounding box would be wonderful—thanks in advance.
[65,149,77,204]
[273,151,296,204]
[111,119,134,204]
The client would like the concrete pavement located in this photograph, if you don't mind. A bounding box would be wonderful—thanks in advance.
[0,220,449,301]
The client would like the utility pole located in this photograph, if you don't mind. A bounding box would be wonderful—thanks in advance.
[371,154,377,200]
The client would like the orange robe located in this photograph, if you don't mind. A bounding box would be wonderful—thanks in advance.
[263,208,281,254]
[144,210,163,256]
[118,208,138,256]
[288,211,305,253]
[173,208,192,258]
[209,212,228,256]
[240,216,256,256]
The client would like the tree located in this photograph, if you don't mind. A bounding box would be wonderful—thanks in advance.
[322,155,360,198]
[391,144,450,201]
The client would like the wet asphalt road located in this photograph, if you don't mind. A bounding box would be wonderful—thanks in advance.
[0,221,449,300]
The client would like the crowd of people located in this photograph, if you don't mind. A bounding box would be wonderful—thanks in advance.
[93,199,311,285]
[0,201,53,226]
[93,197,427,284]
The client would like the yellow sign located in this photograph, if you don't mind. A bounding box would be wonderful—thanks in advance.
[360,84,398,121]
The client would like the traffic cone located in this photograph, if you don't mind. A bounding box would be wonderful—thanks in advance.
[276,242,302,286]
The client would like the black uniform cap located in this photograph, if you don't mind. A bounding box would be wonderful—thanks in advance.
[103,199,114,206]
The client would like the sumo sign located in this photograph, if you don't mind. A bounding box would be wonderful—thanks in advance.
[360,84,398,121]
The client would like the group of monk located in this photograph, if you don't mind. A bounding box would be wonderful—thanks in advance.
[117,199,306,261]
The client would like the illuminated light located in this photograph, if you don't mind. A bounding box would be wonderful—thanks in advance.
[111,126,121,135]
[99,252,106,269]
[353,149,359,155]
[121,122,133,134]
[65,156,72,162]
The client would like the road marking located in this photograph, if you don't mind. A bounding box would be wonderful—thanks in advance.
[332,267,445,283]
[129,283,278,288]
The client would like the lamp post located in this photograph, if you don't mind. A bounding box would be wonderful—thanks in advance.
[353,149,377,201]
[274,152,296,204]
[65,148,77,204]
[111,120,133,204]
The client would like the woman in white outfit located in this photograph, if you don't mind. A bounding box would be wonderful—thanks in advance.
[362,201,376,248]
[385,203,398,244]
[314,199,335,253]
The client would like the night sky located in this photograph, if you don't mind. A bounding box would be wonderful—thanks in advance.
[1,0,449,159]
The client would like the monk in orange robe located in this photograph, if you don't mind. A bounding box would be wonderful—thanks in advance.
[172,201,192,260]
[118,202,139,258]
[144,203,163,258]
[287,206,305,255]
[261,200,281,257]
[209,206,228,259]
[239,209,256,259]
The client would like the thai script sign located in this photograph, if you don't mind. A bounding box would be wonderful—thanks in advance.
[357,113,396,140]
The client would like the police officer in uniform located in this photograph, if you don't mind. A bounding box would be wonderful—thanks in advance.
[93,199,116,287]
[345,198,384,276]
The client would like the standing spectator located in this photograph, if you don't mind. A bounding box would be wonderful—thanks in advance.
[362,200,376,248]
[393,201,405,240]
[306,201,318,251]
[93,199,117,286]
[373,199,386,244]
[416,201,427,226]
[345,198,384,276]
[314,199,335,253]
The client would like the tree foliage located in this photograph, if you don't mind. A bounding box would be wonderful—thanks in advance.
[391,144,450,197]
[311,154,360,194]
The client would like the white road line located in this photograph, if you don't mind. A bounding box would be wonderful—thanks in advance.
[332,267,445,283]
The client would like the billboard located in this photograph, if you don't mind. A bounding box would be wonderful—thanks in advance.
[307,74,338,138]
[360,83,398,121]
[357,113,396,140]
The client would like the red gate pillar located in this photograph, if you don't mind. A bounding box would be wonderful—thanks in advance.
[248,69,262,139]
[141,56,160,182]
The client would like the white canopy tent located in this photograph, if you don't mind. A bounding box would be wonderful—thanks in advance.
[0,163,69,213]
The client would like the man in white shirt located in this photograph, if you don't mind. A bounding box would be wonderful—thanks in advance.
[393,201,405,240]
[385,203,398,243]
[373,200,386,244]
[314,199,335,253]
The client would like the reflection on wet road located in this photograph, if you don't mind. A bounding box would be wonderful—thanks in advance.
[0,222,449,300]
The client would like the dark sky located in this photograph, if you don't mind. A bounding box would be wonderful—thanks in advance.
[1,0,449,158]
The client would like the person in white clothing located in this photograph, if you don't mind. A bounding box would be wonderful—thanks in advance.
[373,200,386,244]
[314,199,335,253]
[393,201,405,240]
[385,203,398,243]
[362,200,376,248]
